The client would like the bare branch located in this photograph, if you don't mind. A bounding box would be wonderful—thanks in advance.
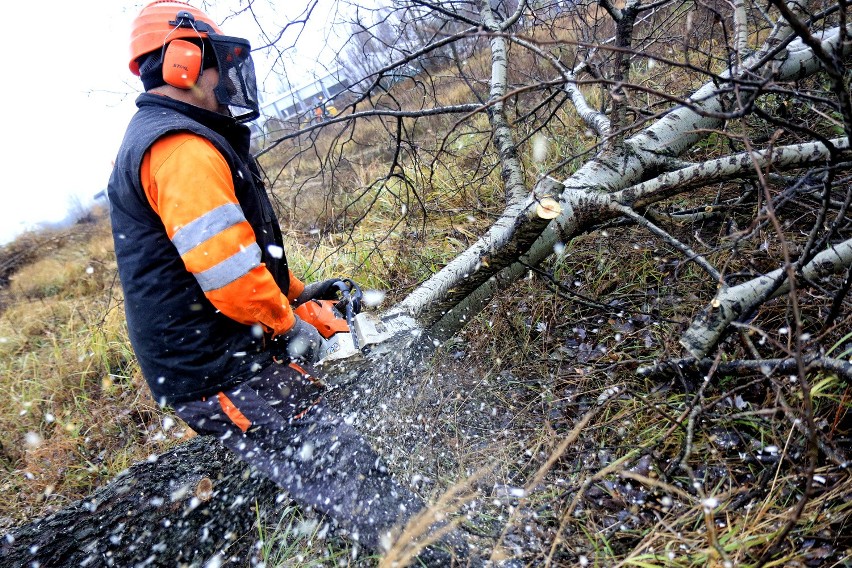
[608,202,722,281]
[614,137,851,209]
[391,24,852,338]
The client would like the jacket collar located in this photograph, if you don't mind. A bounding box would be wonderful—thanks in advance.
[135,93,252,156]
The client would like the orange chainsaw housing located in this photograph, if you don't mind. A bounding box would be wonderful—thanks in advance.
[294,300,350,339]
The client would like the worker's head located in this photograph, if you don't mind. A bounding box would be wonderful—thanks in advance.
[129,1,259,123]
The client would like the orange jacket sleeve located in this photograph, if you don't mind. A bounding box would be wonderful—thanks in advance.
[287,269,305,302]
[141,132,298,336]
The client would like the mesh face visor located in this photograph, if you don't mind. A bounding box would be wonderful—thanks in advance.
[207,34,260,123]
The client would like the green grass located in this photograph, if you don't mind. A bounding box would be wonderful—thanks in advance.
[255,504,366,567]
[0,217,186,526]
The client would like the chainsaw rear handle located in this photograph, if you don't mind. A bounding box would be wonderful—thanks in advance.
[293,278,366,357]
[293,299,350,340]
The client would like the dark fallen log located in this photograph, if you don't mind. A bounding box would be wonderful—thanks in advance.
[0,356,406,568]
[1,436,281,567]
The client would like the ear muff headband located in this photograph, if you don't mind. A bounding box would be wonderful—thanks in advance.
[162,39,203,89]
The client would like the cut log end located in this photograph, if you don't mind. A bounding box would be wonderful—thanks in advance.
[536,197,562,219]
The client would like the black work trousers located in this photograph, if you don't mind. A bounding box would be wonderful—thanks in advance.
[173,360,425,553]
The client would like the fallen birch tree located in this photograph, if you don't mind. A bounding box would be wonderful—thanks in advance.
[376,13,852,359]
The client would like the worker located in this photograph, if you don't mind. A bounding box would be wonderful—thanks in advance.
[314,95,326,123]
[107,1,472,564]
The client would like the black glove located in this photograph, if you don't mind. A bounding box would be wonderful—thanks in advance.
[279,316,323,363]
[295,278,353,305]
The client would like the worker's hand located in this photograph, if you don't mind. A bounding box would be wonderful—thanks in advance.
[296,278,355,305]
[279,316,323,363]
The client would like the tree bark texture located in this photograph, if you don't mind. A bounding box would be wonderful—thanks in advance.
[680,237,852,358]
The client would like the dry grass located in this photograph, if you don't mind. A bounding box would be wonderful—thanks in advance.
[349,246,850,566]
[0,213,186,528]
[247,8,852,564]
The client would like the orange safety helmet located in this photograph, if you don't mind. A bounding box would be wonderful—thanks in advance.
[128,0,222,76]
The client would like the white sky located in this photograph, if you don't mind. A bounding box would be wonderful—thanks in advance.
[0,1,345,244]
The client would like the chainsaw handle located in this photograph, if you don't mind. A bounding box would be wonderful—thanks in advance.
[332,278,363,317]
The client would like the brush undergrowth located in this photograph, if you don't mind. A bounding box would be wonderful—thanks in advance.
[249,12,849,565]
[1,181,848,567]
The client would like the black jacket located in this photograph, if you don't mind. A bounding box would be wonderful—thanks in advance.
[108,94,290,405]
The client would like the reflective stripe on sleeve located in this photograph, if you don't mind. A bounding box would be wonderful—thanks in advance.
[171,203,247,255]
[196,242,262,292]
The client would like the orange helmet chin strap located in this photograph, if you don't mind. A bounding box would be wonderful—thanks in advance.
[162,39,203,89]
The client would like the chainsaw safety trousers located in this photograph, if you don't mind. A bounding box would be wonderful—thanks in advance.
[173,362,430,554]
[108,94,305,405]
[175,362,475,564]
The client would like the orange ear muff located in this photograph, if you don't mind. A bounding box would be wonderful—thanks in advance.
[162,39,203,89]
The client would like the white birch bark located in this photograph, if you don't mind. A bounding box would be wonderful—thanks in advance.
[732,0,750,66]
[681,238,852,358]
[480,2,527,205]
[613,137,850,209]
[563,74,612,139]
[383,2,556,328]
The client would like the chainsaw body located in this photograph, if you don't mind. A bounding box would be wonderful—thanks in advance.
[293,282,419,365]
[293,299,358,361]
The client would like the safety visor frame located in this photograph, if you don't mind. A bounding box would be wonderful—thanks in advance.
[206,33,260,123]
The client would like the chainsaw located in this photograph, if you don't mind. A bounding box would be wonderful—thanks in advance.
[293,279,415,364]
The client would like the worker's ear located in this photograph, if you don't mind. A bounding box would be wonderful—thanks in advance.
[162,39,203,89]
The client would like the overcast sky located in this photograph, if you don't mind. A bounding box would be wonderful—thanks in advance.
[0,1,344,244]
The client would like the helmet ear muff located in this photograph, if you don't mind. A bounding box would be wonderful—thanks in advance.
[162,39,203,89]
